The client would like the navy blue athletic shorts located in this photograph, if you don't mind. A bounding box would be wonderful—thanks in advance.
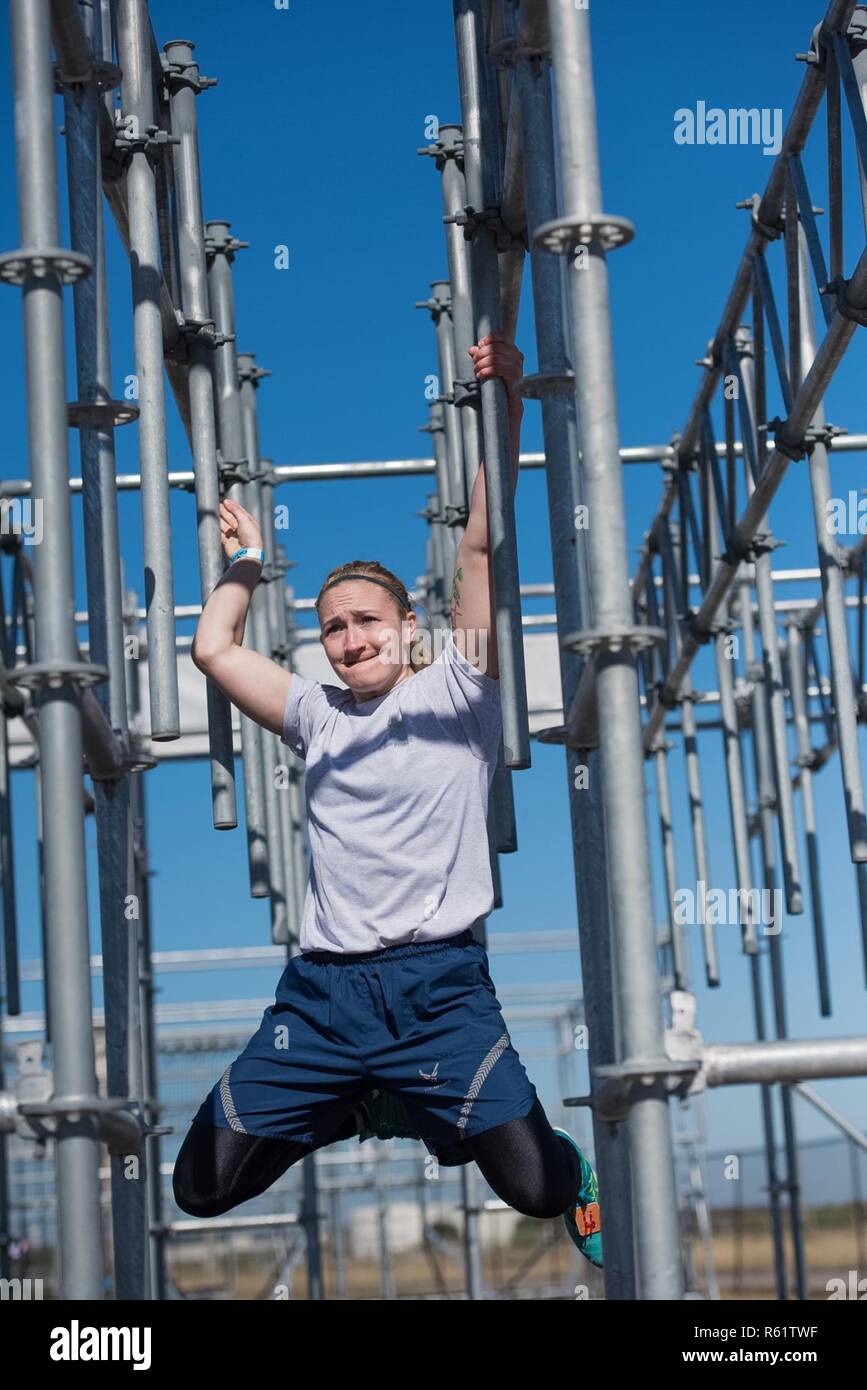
[193,928,538,1160]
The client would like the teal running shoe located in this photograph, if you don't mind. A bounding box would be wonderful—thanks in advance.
[553,1127,603,1269]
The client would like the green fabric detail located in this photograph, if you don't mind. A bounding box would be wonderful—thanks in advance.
[357,1088,421,1144]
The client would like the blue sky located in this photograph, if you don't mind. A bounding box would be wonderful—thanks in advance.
[1,0,866,1184]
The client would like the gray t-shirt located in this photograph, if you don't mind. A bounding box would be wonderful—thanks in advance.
[281,628,502,952]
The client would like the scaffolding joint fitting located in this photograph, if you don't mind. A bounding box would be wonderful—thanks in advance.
[647,729,674,753]
[823,274,867,329]
[113,115,180,166]
[488,36,550,68]
[802,420,848,450]
[444,503,469,527]
[534,212,635,256]
[168,316,232,363]
[764,415,805,461]
[415,501,443,524]
[121,745,158,774]
[795,21,824,67]
[414,294,450,320]
[53,58,121,94]
[705,614,734,639]
[7,659,109,693]
[726,528,781,568]
[590,1053,702,1121]
[161,52,218,97]
[451,375,481,407]
[515,370,575,400]
[654,679,681,713]
[0,247,92,287]
[561,623,665,658]
[840,543,867,578]
[417,135,463,172]
[719,535,753,570]
[217,458,252,487]
[753,530,784,559]
[444,203,518,253]
[679,685,711,705]
[11,1042,145,1150]
[237,360,271,386]
[67,399,139,429]
[684,612,716,649]
[736,194,783,243]
[204,231,250,261]
[418,412,444,434]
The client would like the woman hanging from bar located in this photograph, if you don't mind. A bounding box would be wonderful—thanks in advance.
[172,332,602,1270]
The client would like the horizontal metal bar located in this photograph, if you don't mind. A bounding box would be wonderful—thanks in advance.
[166,1212,299,1236]
[6,432,867,500]
[703,1035,867,1085]
[50,568,862,630]
[16,929,584,981]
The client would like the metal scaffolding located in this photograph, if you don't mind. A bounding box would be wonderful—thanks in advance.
[0,0,865,1302]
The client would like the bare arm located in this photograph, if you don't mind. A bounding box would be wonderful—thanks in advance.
[451,333,524,679]
[192,500,292,738]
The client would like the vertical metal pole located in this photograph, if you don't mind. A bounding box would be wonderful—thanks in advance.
[163,38,238,831]
[284,591,309,934]
[62,0,150,1300]
[115,0,180,738]
[680,680,720,987]
[793,221,867,872]
[513,0,634,1297]
[417,280,468,534]
[656,520,689,992]
[738,576,808,1300]
[261,463,302,946]
[237,354,291,947]
[422,124,483,512]
[544,0,682,1298]
[300,1155,323,1299]
[460,1163,484,1300]
[421,120,521,849]
[205,221,271,902]
[653,739,688,991]
[5,0,104,1299]
[123,589,166,1300]
[847,5,867,235]
[666,505,718,984]
[784,624,832,1015]
[330,1185,347,1300]
[0,1013,7,1280]
[437,282,519,859]
[735,329,804,913]
[729,597,787,1299]
[707,422,761,958]
[374,1149,395,1299]
[453,0,531,770]
[0,693,21,1018]
[425,487,449,631]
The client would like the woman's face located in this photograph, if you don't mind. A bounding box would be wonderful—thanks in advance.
[317,579,416,701]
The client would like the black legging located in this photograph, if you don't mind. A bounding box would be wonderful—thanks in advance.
[173,1096,580,1222]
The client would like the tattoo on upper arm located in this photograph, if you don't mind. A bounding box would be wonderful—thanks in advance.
[450,565,464,624]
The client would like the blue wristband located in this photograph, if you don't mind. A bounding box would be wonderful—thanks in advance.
[230,547,264,567]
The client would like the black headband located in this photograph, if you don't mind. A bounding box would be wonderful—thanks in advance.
[319,572,408,609]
